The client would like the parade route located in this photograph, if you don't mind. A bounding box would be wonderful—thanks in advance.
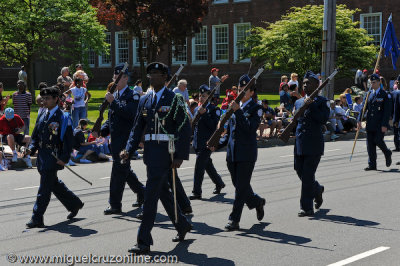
[1,138,399,265]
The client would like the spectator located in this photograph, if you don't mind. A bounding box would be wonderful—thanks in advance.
[0,82,10,115]
[274,104,292,129]
[289,83,301,105]
[279,82,292,111]
[74,64,89,84]
[324,100,340,140]
[87,131,111,156]
[359,69,368,91]
[57,67,73,93]
[281,75,289,83]
[36,95,45,117]
[393,75,400,90]
[258,99,282,139]
[221,93,235,110]
[355,69,363,88]
[65,78,90,128]
[173,79,190,105]
[225,85,238,98]
[71,70,88,88]
[18,66,27,85]
[0,150,7,171]
[133,79,144,95]
[353,96,363,113]
[209,67,228,105]
[73,119,110,163]
[334,99,356,132]
[188,101,198,121]
[12,80,32,135]
[288,73,299,89]
[0,108,32,167]
[191,92,199,104]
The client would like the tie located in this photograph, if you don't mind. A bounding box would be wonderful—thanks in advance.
[152,94,158,109]
[44,112,50,123]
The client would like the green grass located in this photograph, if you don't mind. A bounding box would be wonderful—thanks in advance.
[2,87,342,136]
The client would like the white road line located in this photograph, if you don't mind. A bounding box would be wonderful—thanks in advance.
[279,148,341,158]
[179,167,194,170]
[100,177,111,180]
[13,186,39,191]
[327,246,390,266]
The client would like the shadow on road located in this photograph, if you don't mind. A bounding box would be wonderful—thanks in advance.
[310,209,380,227]
[202,193,234,205]
[39,218,98,237]
[152,240,235,266]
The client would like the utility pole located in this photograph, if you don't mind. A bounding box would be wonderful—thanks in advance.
[321,0,337,100]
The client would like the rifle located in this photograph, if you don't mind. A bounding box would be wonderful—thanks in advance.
[207,67,265,148]
[166,64,184,88]
[278,69,339,143]
[92,62,128,134]
[191,87,217,130]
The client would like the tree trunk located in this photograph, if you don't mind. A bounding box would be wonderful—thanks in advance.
[26,58,36,101]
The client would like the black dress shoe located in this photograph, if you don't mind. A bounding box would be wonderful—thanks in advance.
[298,209,314,217]
[256,198,266,221]
[224,220,239,231]
[128,244,150,254]
[136,211,143,220]
[213,183,225,194]
[103,206,122,215]
[315,186,324,210]
[67,203,84,220]
[132,195,144,207]
[189,193,202,200]
[385,151,392,167]
[364,166,377,171]
[182,206,193,215]
[392,148,400,152]
[172,224,192,242]
[26,219,44,228]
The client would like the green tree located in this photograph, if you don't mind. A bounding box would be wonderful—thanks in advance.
[0,0,108,97]
[244,5,377,77]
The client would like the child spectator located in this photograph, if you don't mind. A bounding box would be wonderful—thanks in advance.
[279,82,292,111]
[353,96,363,113]
[258,99,282,139]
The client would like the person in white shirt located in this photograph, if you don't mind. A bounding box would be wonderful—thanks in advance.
[64,78,90,128]
[173,79,190,105]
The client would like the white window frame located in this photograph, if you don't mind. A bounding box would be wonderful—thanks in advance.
[98,32,112,67]
[234,23,251,63]
[360,12,382,45]
[212,24,229,63]
[192,26,208,64]
[172,39,188,65]
[213,0,228,4]
[87,48,96,68]
[115,31,129,65]
[133,30,147,66]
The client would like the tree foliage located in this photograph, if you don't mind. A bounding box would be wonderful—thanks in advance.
[244,5,377,77]
[0,0,108,95]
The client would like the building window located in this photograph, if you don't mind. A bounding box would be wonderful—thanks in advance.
[115,31,129,65]
[213,0,228,4]
[234,23,251,62]
[192,26,208,63]
[360,12,382,45]
[212,25,229,62]
[99,32,112,67]
[172,40,187,64]
[88,48,96,67]
[133,30,147,65]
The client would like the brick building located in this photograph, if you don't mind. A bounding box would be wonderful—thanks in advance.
[1,0,400,93]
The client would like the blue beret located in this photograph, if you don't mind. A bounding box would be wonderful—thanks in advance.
[304,71,319,82]
[199,84,210,94]
[370,73,380,81]
[146,62,169,75]
[40,86,60,97]
[239,74,251,87]
[114,63,129,75]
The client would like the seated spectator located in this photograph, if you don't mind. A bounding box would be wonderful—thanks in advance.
[87,131,111,155]
[73,119,110,163]
[353,96,363,113]
[334,99,357,132]
[324,100,340,140]
[279,82,292,111]
[133,79,144,96]
[0,150,7,171]
[188,101,198,121]
[274,104,292,128]
[0,82,10,115]
[0,108,32,167]
[221,93,235,110]
[258,99,282,139]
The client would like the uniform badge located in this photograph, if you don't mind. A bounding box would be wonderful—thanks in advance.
[257,109,263,117]
[376,98,383,102]
[216,110,221,117]
[48,122,59,135]
[142,109,148,117]
[159,106,171,112]
[121,100,127,106]
[133,94,140,101]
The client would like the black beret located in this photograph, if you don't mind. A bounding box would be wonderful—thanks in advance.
[239,74,251,87]
[199,84,210,94]
[370,73,380,81]
[114,63,129,75]
[146,62,169,75]
[304,70,319,82]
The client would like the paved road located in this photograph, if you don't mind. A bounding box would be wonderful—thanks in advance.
[1,137,399,265]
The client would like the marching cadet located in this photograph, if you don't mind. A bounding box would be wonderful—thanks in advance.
[293,71,329,217]
[101,64,145,215]
[26,86,84,228]
[211,75,266,231]
[357,73,392,171]
[392,83,400,163]
[121,62,192,254]
[190,84,225,200]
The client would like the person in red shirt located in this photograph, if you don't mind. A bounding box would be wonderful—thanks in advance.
[0,107,32,166]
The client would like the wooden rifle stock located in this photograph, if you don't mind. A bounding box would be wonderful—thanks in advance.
[92,63,128,134]
[207,67,265,148]
[278,69,339,143]
[191,88,217,130]
[166,64,184,88]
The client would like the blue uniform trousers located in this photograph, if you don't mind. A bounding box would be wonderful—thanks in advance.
[32,170,82,222]
[393,127,400,150]
[168,169,191,210]
[366,130,391,168]
[227,161,262,223]
[138,166,191,247]
[294,155,323,211]
[109,159,144,209]
[192,148,224,195]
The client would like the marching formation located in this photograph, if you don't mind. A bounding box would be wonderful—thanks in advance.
[22,62,396,255]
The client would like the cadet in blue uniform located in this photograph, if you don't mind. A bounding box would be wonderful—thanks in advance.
[393,84,400,163]
[293,71,330,217]
[357,74,392,171]
[212,75,266,231]
[190,84,225,200]
[101,64,145,214]
[26,87,84,228]
[121,62,192,254]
